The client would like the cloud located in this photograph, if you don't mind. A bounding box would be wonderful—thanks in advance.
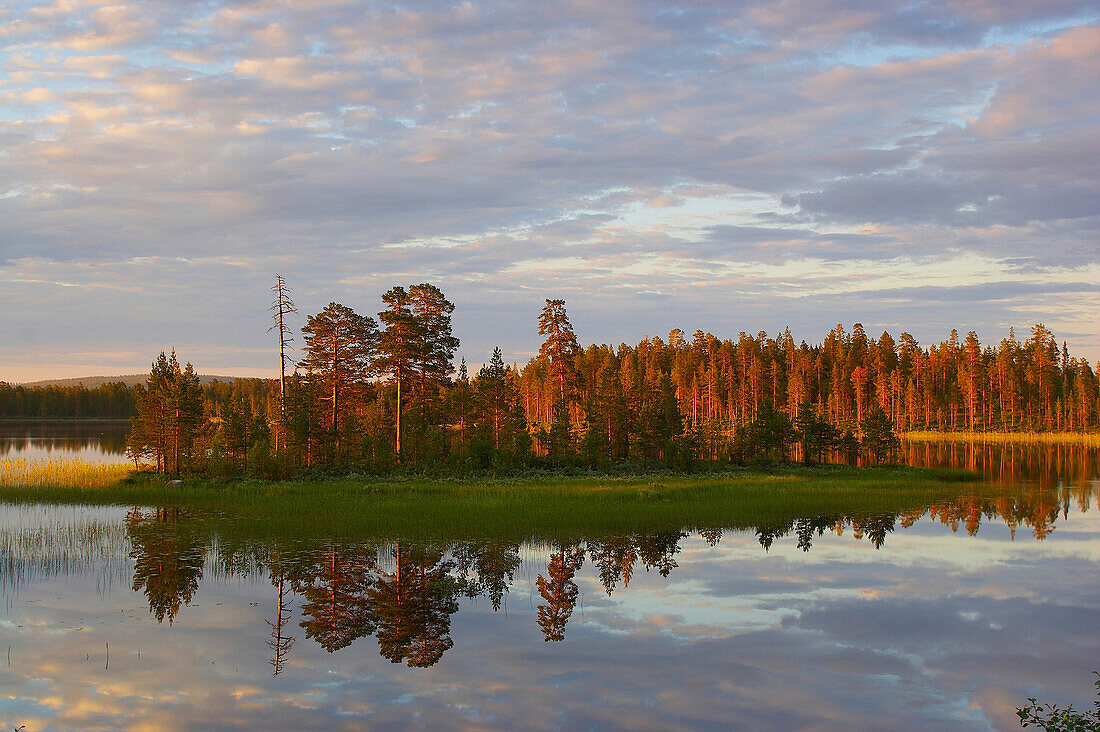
[0,1,1098,379]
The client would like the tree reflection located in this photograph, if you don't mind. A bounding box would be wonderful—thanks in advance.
[637,530,685,578]
[536,544,585,642]
[127,507,205,624]
[102,478,1100,665]
[292,545,376,652]
[369,542,462,667]
[453,540,521,611]
[266,547,296,676]
[586,536,637,596]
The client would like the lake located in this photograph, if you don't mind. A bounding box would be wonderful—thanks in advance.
[0,428,1098,731]
[0,421,131,464]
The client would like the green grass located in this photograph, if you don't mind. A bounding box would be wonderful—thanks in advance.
[0,464,981,543]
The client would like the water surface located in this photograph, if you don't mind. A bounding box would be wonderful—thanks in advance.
[0,421,130,463]
[0,431,1098,731]
[1,493,1098,730]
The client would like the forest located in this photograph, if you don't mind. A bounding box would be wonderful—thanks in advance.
[3,278,1098,475]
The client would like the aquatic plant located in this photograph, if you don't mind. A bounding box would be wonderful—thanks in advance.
[0,457,135,488]
[904,431,1100,446]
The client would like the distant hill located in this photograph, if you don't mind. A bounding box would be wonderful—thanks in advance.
[17,374,259,388]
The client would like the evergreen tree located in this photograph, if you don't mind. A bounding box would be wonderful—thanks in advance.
[377,284,458,461]
[131,351,203,473]
[472,347,526,459]
[293,546,376,652]
[796,404,838,465]
[368,542,461,667]
[536,545,585,642]
[860,405,898,463]
[299,303,377,436]
[408,283,459,388]
[538,299,580,403]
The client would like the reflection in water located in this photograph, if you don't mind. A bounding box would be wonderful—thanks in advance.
[127,508,205,624]
[2,486,1090,662]
[0,486,1098,731]
[292,545,376,652]
[537,545,585,642]
[900,439,1100,492]
[371,543,462,667]
[268,570,295,676]
[1,442,1099,730]
[0,420,130,462]
[453,540,522,611]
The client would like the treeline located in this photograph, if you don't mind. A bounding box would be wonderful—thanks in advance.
[514,320,1100,455]
[120,278,1100,476]
[0,379,275,421]
[0,381,138,419]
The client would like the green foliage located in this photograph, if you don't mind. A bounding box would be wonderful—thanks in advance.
[537,298,580,403]
[129,351,203,474]
[796,404,839,465]
[861,406,900,463]
[299,302,377,434]
[740,402,795,460]
[1017,673,1100,731]
[838,429,861,463]
[87,283,1100,481]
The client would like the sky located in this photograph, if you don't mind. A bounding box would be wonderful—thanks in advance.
[1,0,1098,382]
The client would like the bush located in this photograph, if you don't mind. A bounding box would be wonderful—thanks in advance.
[1017,672,1100,731]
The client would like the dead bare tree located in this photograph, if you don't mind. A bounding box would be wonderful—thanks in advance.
[269,274,297,451]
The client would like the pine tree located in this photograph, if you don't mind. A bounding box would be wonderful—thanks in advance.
[377,284,459,461]
[131,351,203,473]
[408,283,459,387]
[538,299,580,403]
[293,546,375,652]
[299,302,377,436]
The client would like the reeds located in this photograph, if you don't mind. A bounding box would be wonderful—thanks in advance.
[901,431,1100,446]
[0,457,135,488]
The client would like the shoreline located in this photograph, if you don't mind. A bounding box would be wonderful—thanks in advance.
[901,431,1100,445]
[0,464,982,541]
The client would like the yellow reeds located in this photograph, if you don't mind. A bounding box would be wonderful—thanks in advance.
[0,457,135,488]
[901,431,1100,446]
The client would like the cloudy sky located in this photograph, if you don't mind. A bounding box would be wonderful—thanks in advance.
[1,0,1098,381]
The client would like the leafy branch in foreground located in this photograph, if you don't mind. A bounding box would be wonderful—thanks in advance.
[1018,672,1100,731]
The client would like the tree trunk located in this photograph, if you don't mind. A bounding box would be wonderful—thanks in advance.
[395,376,402,462]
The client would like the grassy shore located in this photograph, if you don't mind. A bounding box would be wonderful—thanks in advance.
[0,458,980,541]
[0,457,136,488]
[901,430,1100,446]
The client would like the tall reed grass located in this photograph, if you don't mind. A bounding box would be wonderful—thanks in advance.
[901,431,1100,446]
[0,457,134,488]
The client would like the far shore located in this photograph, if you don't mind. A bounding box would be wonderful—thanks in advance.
[901,430,1100,445]
[0,417,132,422]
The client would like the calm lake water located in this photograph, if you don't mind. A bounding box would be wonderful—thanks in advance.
[0,421,130,463]
[1,428,1098,731]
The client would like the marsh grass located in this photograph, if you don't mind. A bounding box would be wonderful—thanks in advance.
[0,457,137,488]
[902,431,1100,446]
[0,465,980,543]
[0,510,130,593]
